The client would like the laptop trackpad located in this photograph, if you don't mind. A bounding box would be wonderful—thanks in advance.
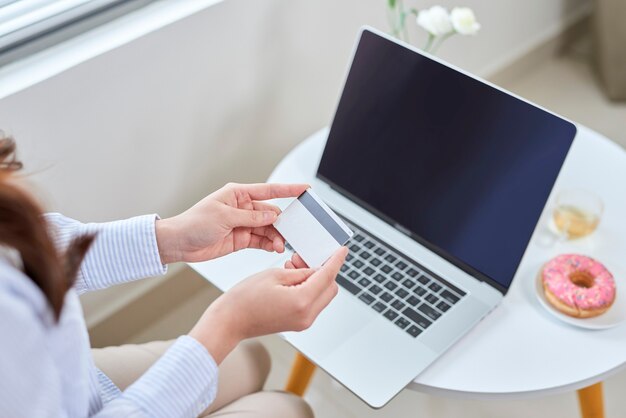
[284,293,369,360]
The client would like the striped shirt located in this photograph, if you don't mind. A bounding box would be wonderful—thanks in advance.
[0,213,218,417]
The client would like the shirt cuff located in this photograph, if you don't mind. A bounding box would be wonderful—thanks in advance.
[122,335,219,418]
[78,214,167,292]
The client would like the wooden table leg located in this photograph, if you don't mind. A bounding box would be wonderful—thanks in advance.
[284,352,317,396]
[577,382,605,418]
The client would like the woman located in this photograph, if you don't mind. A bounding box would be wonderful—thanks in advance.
[0,134,347,417]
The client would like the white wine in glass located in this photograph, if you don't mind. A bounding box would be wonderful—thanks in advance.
[553,190,603,240]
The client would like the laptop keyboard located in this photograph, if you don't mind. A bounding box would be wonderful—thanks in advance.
[335,219,467,338]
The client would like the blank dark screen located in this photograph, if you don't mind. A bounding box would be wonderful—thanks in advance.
[318,30,576,290]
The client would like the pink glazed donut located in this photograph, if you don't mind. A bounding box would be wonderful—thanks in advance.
[542,254,616,318]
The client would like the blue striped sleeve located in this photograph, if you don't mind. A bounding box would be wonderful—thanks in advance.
[97,336,219,418]
[44,213,167,294]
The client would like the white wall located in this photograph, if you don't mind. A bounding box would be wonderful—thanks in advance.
[0,0,589,325]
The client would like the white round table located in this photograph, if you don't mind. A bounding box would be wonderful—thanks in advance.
[268,125,626,414]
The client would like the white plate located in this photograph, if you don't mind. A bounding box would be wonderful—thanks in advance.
[535,271,626,330]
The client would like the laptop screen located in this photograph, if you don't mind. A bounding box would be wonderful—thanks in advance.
[317,29,576,292]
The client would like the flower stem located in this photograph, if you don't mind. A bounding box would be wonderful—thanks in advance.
[398,0,409,42]
[386,3,400,38]
[423,34,435,52]
[430,32,455,55]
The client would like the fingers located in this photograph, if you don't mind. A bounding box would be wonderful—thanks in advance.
[301,247,348,298]
[284,253,307,269]
[228,207,278,228]
[232,183,310,201]
[251,225,284,252]
[246,233,279,252]
[251,202,285,252]
[288,248,347,330]
[252,201,281,215]
[226,200,285,230]
[291,253,307,268]
[278,267,317,286]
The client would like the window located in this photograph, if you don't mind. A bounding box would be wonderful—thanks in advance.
[0,0,155,66]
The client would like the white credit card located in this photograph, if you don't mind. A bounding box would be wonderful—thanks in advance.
[273,188,353,268]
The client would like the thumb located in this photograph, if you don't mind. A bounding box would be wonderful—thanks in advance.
[303,246,349,296]
[228,207,277,228]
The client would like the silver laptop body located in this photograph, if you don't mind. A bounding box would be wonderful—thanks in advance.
[277,26,577,408]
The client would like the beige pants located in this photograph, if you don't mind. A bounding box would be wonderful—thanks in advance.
[92,340,313,418]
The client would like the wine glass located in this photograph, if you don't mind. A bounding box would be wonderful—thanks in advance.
[553,189,603,240]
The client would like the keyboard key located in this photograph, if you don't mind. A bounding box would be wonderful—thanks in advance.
[425,293,439,305]
[384,281,397,291]
[441,289,460,304]
[429,282,442,292]
[370,284,382,295]
[384,310,399,321]
[336,274,360,295]
[414,287,427,296]
[437,301,451,312]
[391,299,405,311]
[338,220,462,331]
[407,295,420,306]
[372,302,386,313]
[358,278,371,287]
[406,325,422,337]
[359,293,375,305]
[380,292,393,302]
[373,274,386,283]
[418,303,441,320]
[395,317,410,329]
[403,307,432,329]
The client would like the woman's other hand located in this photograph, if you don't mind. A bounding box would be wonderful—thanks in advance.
[189,247,348,363]
[155,183,308,264]
[284,252,309,269]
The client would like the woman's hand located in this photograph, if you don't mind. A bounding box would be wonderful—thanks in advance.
[155,183,308,264]
[189,247,348,363]
[284,252,309,269]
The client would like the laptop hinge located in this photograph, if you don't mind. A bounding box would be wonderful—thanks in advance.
[394,223,412,236]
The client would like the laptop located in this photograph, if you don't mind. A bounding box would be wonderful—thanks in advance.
[279,26,578,408]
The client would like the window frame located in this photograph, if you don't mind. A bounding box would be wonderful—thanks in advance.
[0,0,156,67]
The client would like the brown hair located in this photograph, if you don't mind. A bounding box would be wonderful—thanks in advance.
[0,134,95,321]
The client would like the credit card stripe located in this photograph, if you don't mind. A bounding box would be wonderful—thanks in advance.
[298,191,351,245]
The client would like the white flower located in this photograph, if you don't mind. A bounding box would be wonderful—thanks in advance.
[416,6,453,37]
[450,7,481,35]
